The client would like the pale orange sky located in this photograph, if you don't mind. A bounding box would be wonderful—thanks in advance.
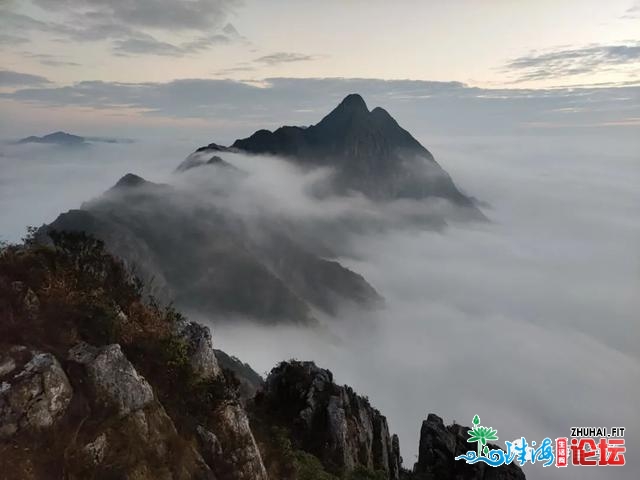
[1,0,639,89]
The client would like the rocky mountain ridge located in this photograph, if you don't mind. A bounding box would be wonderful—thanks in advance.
[0,233,524,480]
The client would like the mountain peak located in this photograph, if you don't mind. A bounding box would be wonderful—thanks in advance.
[337,93,368,112]
[113,173,147,189]
[196,94,482,210]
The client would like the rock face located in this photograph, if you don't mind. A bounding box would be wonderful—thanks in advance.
[177,322,222,380]
[207,402,269,480]
[0,347,73,438]
[260,360,400,479]
[413,414,525,480]
[68,342,154,417]
[197,94,479,212]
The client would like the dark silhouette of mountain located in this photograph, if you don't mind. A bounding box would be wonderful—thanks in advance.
[195,94,480,212]
[195,141,228,153]
[175,153,245,175]
[17,131,86,146]
[112,172,150,188]
[44,173,382,325]
[16,132,133,146]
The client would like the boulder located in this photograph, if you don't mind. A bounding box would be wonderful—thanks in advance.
[68,342,153,417]
[177,322,221,380]
[0,346,72,438]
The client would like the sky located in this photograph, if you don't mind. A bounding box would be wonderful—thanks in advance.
[0,0,639,139]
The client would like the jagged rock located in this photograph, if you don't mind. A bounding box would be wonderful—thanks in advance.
[176,322,221,380]
[68,342,153,417]
[0,347,72,438]
[79,404,215,480]
[261,360,400,479]
[413,414,525,480]
[209,401,268,480]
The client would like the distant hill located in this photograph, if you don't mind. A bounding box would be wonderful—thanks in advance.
[16,131,133,146]
[17,131,86,145]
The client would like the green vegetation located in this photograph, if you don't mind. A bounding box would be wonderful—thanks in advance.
[294,450,338,480]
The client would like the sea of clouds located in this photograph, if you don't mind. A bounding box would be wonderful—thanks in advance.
[1,131,638,480]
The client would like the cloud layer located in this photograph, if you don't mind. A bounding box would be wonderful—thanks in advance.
[505,42,640,82]
[2,77,639,141]
[0,1,242,56]
[0,123,638,480]
[0,69,50,86]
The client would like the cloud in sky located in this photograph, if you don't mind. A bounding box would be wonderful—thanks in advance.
[0,69,51,87]
[622,1,640,18]
[113,32,233,56]
[0,1,243,57]
[254,52,322,66]
[2,77,639,141]
[505,42,640,82]
[30,0,240,31]
[20,53,81,68]
[0,32,28,45]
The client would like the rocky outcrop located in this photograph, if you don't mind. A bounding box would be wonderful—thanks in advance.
[259,360,400,479]
[72,401,214,479]
[0,347,73,438]
[413,414,525,480]
[68,342,154,417]
[207,402,269,480]
[0,344,214,479]
[177,322,221,380]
